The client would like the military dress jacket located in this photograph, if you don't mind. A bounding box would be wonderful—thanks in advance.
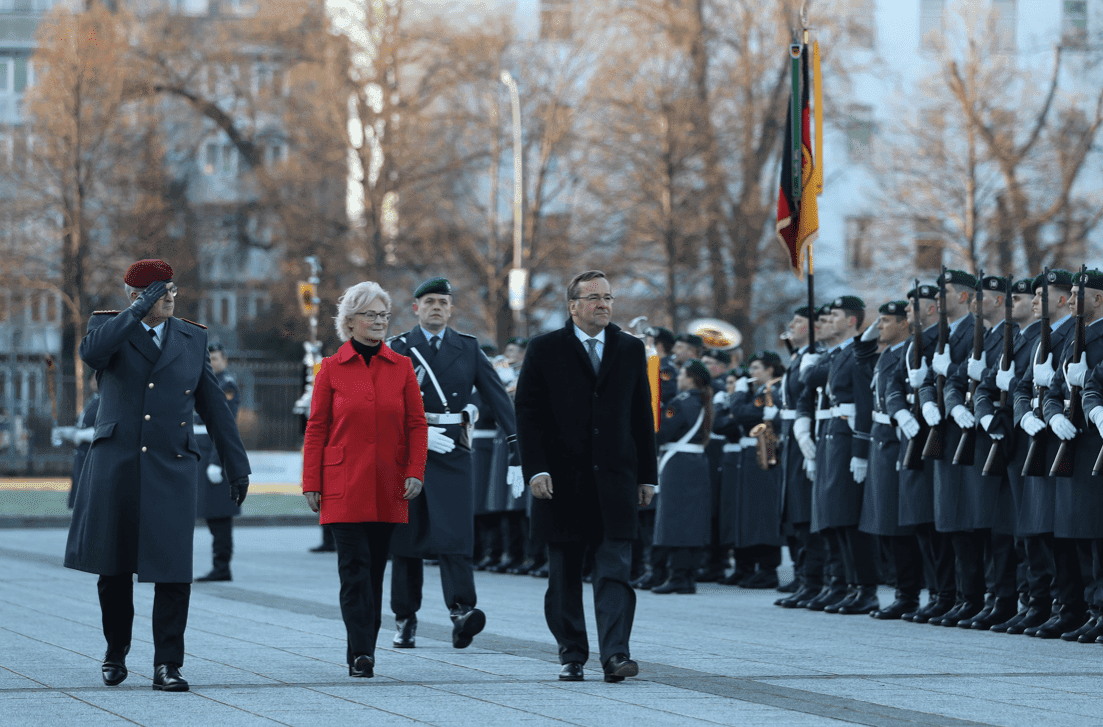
[654,390,711,547]
[388,326,516,556]
[196,369,243,520]
[65,310,250,583]
[716,383,784,547]
[857,339,912,536]
[780,345,820,526]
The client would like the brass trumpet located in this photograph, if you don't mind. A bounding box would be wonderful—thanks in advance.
[687,318,742,351]
[749,376,783,470]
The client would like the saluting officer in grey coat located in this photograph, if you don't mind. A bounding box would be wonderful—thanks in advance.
[387,278,521,650]
[65,260,250,693]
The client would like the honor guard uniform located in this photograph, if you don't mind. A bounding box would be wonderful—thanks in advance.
[776,306,828,608]
[857,301,923,620]
[886,283,955,623]
[918,268,980,626]
[64,378,100,509]
[700,347,733,583]
[470,386,501,570]
[1004,270,1076,634]
[647,327,678,406]
[387,277,519,650]
[651,360,713,594]
[1040,268,1103,640]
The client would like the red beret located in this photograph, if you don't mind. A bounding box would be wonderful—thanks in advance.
[124,259,173,287]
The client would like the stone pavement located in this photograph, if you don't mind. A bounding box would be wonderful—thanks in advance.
[1,527,1101,727]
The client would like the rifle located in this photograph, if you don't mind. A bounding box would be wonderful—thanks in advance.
[953,268,984,465]
[902,278,927,470]
[1050,264,1087,477]
[923,266,950,459]
[983,275,1014,476]
[1022,268,1051,477]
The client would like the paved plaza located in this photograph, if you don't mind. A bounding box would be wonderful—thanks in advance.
[1,525,1102,727]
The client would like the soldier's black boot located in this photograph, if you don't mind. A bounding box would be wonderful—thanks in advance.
[958,594,994,629]
[806,582,847,612]
[972,597,1019,630]
[872,591,920,620]
[450,606,486,649]
[824,585,858,614]
[840,586,880,615]
[940,598,984,627]
[393,615,417,648]
[652,570,696,594]
[1062,612,1099,642]
[777,583,818,608]
[1028,604,1087,639]
[1005,604,1051,634]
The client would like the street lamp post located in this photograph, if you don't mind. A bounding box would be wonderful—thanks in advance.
[500,70,526,330]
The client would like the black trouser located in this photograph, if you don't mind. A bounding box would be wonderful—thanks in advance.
[985,531,1018,599]
[1023,533,1055,608]
[524,514,547,565]
[319,524,335,549]
[97,575,190,666]
[669,546,702,574]
[915,523,956,601]
[331,522,394,664]
[1052,537,1089,612]
[883,534,922,599]
[546,538,634,667]
[790,523,826,590]
[949,530,987,603]
[732,544,782,571]
[474,514,499,563]
[205,517,233,575]
[825,526,878,587]
[503,511,526,562]
[390,553,477,617]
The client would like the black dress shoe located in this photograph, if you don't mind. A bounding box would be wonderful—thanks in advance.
[309,543,336,553]
[957,600,994,629]
[1061,615,1098,642]
[740,569,780,589]
[840,587,880,615]
[652,575,695,594]
[559,662,584,681]
[872,598,920,620]
[509,558,538,575]
[824,587,858,614]
[911,598,952,624]
[1033,612,1088,639]
[531,563,550,578]
[152,664,189,692]
[941,600,983,627]
[1006,607,1051,634]
[719,569,751,586]
[349,654,375,678]
[695,566,726,583]
[451,607,486,648]
[195,570,231,582]
[102,659,127,686]
[1077,618,1103,643]
[474,555,498,571]
[632,572,666,590]
[393,616,417,648]
[806,586,847,612]
[929,600,966,626]
[989,609,1026,634]
[972,598,1019,631]
[776,585,817,608]
[777,579,800,593]
[602,654,638,683]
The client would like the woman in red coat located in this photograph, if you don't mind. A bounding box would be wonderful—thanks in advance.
[302,281,428,678]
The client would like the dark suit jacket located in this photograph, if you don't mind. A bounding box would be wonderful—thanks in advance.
[514,320,658,542]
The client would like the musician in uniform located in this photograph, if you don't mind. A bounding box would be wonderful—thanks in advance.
[699,346,733,583]
[646,327,678,406]
[387,277,521,650]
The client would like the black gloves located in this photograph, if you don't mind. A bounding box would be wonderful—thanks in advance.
[130,280,168,318]
[229,477,249,506]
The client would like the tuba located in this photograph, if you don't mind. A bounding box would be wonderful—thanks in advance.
[687,318,742,351]
[749,377,783,470]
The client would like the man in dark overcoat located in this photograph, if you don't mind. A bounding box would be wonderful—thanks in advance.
[514,270,658,684]
[65,260,250,692]
[387,277,520,650]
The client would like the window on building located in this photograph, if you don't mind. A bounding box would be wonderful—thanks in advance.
[12,58,26,93]
[1062,1,1088,49]
[221,144,234,174]
[848,0,876,49]
[45,293,57,323]
[845,104,875,163]
[845,216,874,270]
[540,0,572,41]
[204,142,218,174]
[30,292,41,322]
[219,296,231,326]
[992,0,1016,52]
[920,0,944,52]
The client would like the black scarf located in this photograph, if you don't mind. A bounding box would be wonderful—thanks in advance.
[350,337,382,365]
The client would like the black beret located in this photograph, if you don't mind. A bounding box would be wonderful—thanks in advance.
[1012,278,1034,295]
[646,326,675,349]
[480,344,498,356]
[414,277,452,298]
[748,350,782,367]
[726,365,748,379]
[879,300,908,316]
[676,333,704,349]
[907,283,938,301]
[506,337,528,348]
[1078,269,1103,291]
[815,304,833,318]
[683,359,712,383]
[977,275,1011,294]
[793,305,814,319]
[830,295,865,311]
[1034,269,1075,291]
[703,348,732,365]
[939,269,977,289]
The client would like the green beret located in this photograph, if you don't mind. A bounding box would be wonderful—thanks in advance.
[939,269,977,289]
[879,300,908,316]
[703,348,732,365]
[907,283,938,301]
[748,350,782,367]
[793,305,814,319]
[830,295,865,311]
[815,304,833,318]
[978,275,1011,294]
[1012,278,1034,295]
[506,337,528,348]
[683,359,712,384]
[646,326,675,350]
[1078,269,1103,291]
[414,277,452,298]
[1035,269,1075,291]
[676,333,704,349]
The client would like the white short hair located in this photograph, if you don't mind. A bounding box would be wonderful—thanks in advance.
[335,282,391,342]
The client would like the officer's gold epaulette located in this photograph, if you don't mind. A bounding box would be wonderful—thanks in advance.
[92,310,120,316]
[180,318,207,329]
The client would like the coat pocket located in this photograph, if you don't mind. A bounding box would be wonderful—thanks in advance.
[186,433,202,460]
[92,422,116,444]
[321,445,346,499]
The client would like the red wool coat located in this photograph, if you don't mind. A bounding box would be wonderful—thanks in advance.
[302,340,428,524]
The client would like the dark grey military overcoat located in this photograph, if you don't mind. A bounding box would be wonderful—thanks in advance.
[654,390,711,548]
[196,369,242,520]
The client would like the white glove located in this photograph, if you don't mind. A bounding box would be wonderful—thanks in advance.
[922,401,942,426]
[1089,406,1103,439]
[1019,411,1045,436]
[907,353,929,389]
[967,355,985,382]
[734,377,750,394]
[803,457,816,480]
[980,414,994,432]
[507,466,525,498]
[932,348,951,377]
[1034,353,1056,388]
[893,410,921,439]
[762,405,779,421]
[206,464,224,484]
[74,427,94,444]
[850,456,868,483]
[427,426,455,454]
[950,404,975,429]
[995,360,1016,392]
[860,322,879,342]
[1050,413,1077,441]
[800,352,822,374]
[1065,357,1089,389]
[713,389,728,406]
[463,402,480,425]
[793,417,817,461]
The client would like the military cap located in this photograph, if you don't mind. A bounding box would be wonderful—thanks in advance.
[1011,278,1034,295]
[683,359,712,384]
[1077,269,1103,291]
[977,275,1011,294]
[480,344,498,356]
[414,277,452,298]
[939,269,977,289]
[794,305,815,319]
[507,337,528,349]
[815,304,833,318]
[726,364,748,379]
[646,326,675,350]
[208,342,225,354]
[907,283,938,300]
[748,350,782,367]
[675,333,704,349]
[1033,269,1075,291]
[124,259,173,287]
[879,300,908,316]
[702,348,732,365]
[829,295,865,311]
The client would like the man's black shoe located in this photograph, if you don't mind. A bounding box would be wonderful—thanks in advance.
[559,662,584,681]
[1077,618,1103,643]
[632,571,666,590]
[652,575,695,594]
[840,587,879,615]
[1006,607,1051,634]
[602,654,638,683]
[393,616,417,648]
[910,598,952,624]
[1032,612,1088,639]
[824,587,858,614]
[719,568,751,586]
[805,586,846,612]
[776,585,818,608]
[776,579,800,594]
[989,609,1026,634]
[872,598,920,620]
[488,557,519,574]
[530,563,549,578]
[972,598,1018,631]
[957,599,994,629]
[695,566,726,583]
[195,570,231,582]
[451,607,486,649]
[929,600,966,626]
[102,659,127,686]
[349,655,374,678]
[152,664,189,692]
[474,555,497,571]
[1061,615,1098,642]
[309,543,336,553]
[509,558,538,575]
[940,600,983,627]
[740,569,779,589]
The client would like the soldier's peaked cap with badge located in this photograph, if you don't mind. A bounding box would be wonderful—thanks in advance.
[414,277,452,299]
[939,269,977,289]
[977,275,1012,294]
[829,295,865,311]
[124,259,173,287]
[907,283,938,300]
[879,300,908,316]
[1033,269,1075,291]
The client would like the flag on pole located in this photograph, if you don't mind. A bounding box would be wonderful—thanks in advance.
[776,44,820,280]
